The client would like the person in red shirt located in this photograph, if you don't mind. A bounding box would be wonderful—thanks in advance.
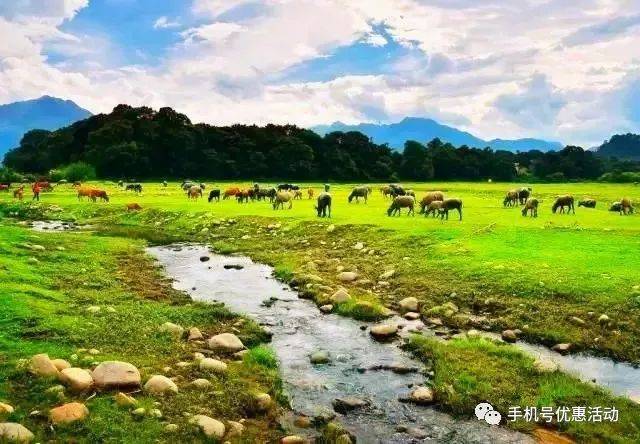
[32,183,41,201]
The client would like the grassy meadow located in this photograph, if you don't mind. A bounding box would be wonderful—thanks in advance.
[1,180,639,442]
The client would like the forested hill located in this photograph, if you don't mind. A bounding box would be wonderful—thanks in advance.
[596,134,640,160]
[3,104,636,181]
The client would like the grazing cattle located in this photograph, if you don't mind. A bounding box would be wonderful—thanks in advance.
[208,189,221,202]
[389,184,406,197]
[72,181,82,187]
[126,203,142,211]
[125,183,143,193]
[521,198,539,217]
[223,187,241,199]
[307,188,314,200]
[293,189,303,200]
[90,189,109,202]
[518,187,532,205]
[424,201,444,217]
[13,186,24,200]
[552,195,575,214]
[503,189,518,207]
[620,197,634,215]
[315,192,332,217]
[578,199,596,208]
[439,198,463,220]
[387,195,415,216]
[609,202,622,212]
[33,181,53,192]
[77,187,94,201]
[236,190,250,203]
[187,185,203,199]
[273,191,293,210]
[418,191,444,213]
[405,189,416,197]
[348,186,370,203]
[380,185,393,199]
[277,183,299,191]
[118,180,124,187]
[200,183,206,190]
[0,184,9,191]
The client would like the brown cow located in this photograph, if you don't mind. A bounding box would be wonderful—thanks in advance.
[126,203,142,211]
[77,187,94,201]
[187,185,203,200]
[620,197,634,215]
[89,189,109,202]
[273,191,293,210]
[522,198,539,217]
[13,186,24,200]
[419,191,444,213]
[307,188,314,200]
[503,189,518,207]
[424,200,444,217]
[387,196,415,216]
[439,198,463,220]
[223,187,241,200]
[552,195,575,214]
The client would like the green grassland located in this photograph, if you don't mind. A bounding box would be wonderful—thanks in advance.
[1,180,639,442]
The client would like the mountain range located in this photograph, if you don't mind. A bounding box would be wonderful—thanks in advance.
[312,117,564,152]
[0,96,92,159]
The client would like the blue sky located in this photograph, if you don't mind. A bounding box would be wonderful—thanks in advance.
[1,0,640,146]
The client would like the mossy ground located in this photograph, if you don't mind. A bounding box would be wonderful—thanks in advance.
[0,222,282,443]
[1,180,639,442]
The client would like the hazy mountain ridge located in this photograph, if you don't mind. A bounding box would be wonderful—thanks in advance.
[0,96,92,158]
[312,117,563,152]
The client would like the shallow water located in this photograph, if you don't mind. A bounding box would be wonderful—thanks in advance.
[148,244,533,443]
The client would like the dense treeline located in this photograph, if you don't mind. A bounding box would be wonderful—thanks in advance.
[3,104,639,182]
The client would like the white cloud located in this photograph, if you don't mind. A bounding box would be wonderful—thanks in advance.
[153,16,181,30]
[2,0,640,147]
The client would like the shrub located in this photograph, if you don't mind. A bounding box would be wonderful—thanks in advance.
[57,162,97,182]
[0,166,23,183]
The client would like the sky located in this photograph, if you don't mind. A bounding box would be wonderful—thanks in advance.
[1,0,639,147]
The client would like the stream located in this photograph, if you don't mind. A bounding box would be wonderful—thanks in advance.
[148,244,534,443]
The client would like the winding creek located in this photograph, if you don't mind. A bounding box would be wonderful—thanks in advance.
[26,222,640,441]
[148,244,533,443]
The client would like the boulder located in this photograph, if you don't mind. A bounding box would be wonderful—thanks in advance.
[319,304,333,313]
[337,272,357,283]
[369,323,398,341]
[144,375,178,395]
[191,379,212,389]
[598,314,610,325]
[59,368,94,392]
[330,288,350,304]
[207,333,244,353]
[199,358,228,374]
[0,423,34,443]
[29,354,59,378]
[398,297,419,313]
[310,351,330,364]
[353,242,364,250]
[187,327,204,341]
[51,359,71,371]
[254,393,272,412]
[49,402,89,424]
[501,330,517,343]
[0,403,14,415]
[114,392,137,407]
[191,415,225,439]
[408,386,434,405]
[160,322,184,337]
[281,436,307,444]
[551,343,572,354]
[92,361,141,390]
[403,312,420,320]
[332,397,369,414]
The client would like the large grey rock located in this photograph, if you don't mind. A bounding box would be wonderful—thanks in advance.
[398,297,419,313]
[207,333,244,353]
[92,361,141,390]
[337,272,358,283]
[332,397,369,414]
[60,368,94,392]
[408,386,434,405]
[199,358,228,374]
[369,323,398,341]
[191,415,225,439]
[144,375,178,395]
[0,423,34,442]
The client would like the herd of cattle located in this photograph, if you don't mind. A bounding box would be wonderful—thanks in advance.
[0,180,635,219]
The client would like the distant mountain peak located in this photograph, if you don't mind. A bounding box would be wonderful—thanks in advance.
[311,117,563,152]
[0,96,92,158]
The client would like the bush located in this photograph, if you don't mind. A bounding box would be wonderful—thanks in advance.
[599,171,640,183]
[56,162,97,182]
[0,166,23,183]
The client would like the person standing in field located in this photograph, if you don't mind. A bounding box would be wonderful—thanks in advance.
[32,183,41,201]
